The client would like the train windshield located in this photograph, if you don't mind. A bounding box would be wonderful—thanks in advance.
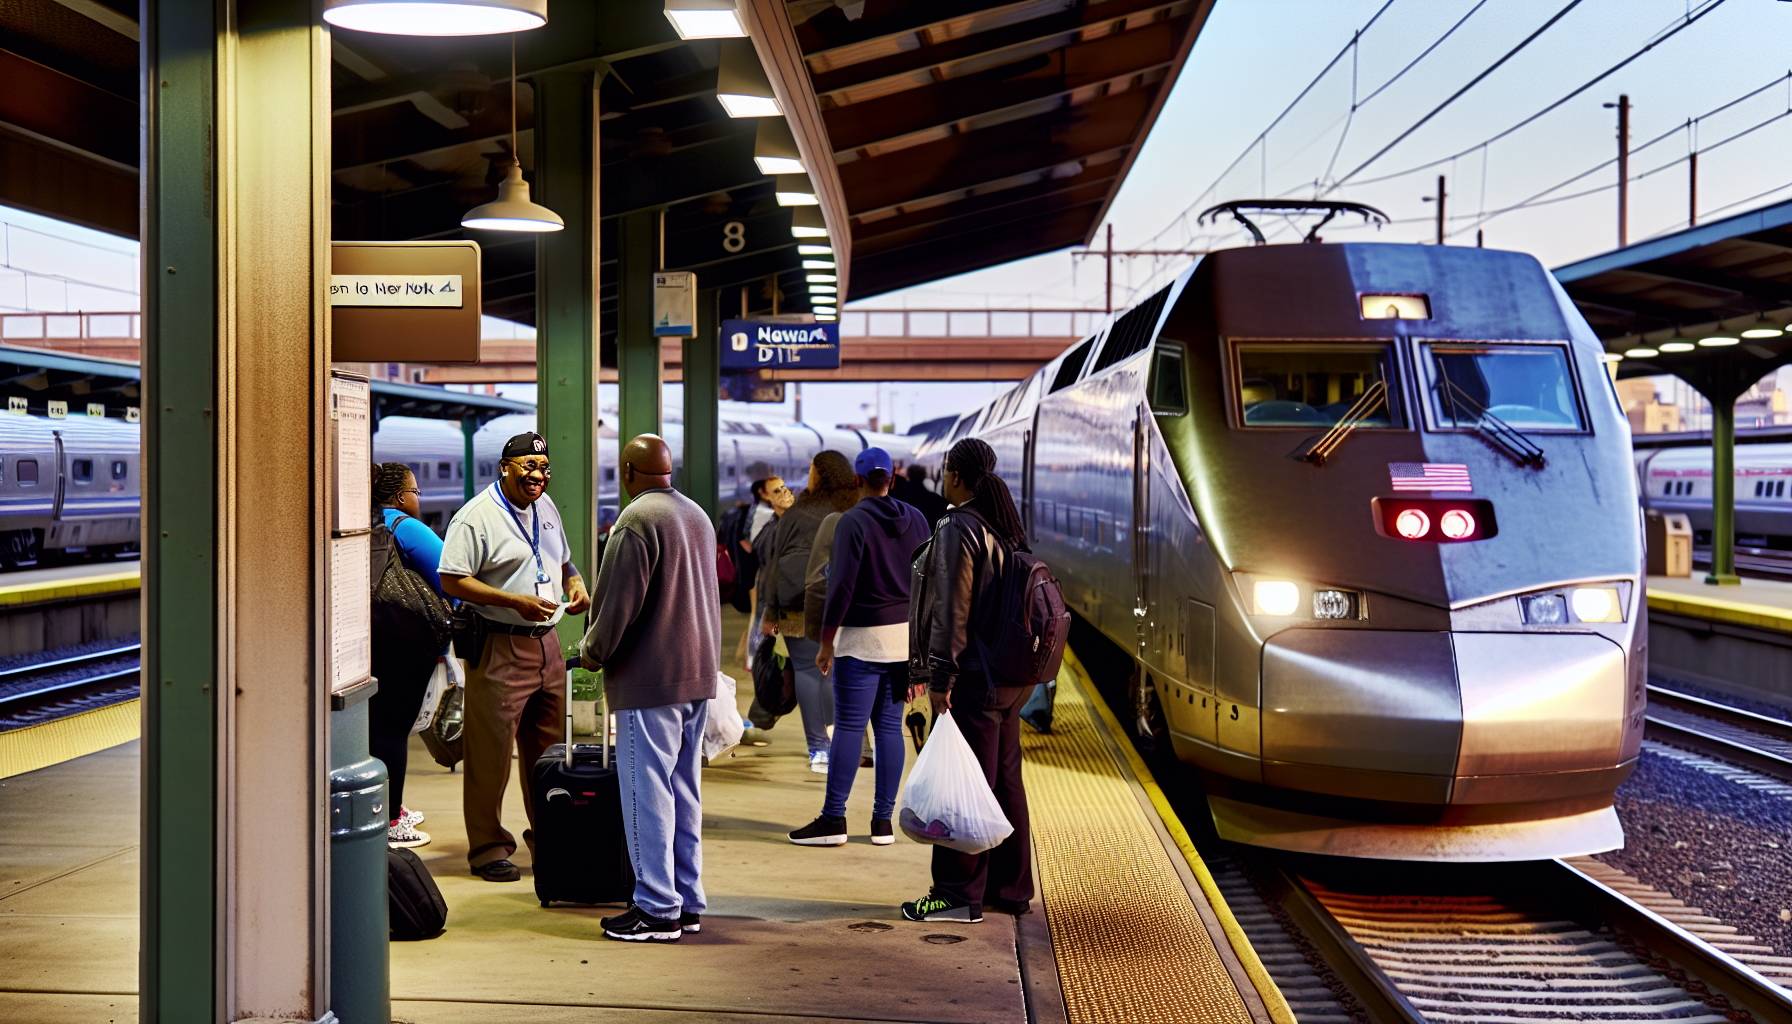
[1235,345,1399,427]
[1426,344,1583,430]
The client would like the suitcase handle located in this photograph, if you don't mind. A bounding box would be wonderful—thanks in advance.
[565,664,610,770]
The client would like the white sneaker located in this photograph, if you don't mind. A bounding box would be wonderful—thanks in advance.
[809,750,830,774]
[399,806,425,828]
[388,821,430,848]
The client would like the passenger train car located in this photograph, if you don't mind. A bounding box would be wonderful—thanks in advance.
[947,242,1644,862]
[1635,442,1792,574]
[0,407,912,566]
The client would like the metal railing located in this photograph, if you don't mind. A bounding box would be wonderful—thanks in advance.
[838,308,1104,339]
[0,312,141,342]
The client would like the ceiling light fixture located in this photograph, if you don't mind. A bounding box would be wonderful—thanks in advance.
[323,0,545,35]
[797,244,832,256]
[461,35,562,233]
[664,0,745,38]
[754,119,803,174]
[801,259,835,270]
[776,173,818,206]
[1699,336,1739,347]
[716,39,780,117]
[1659,341,1696,353]
[790,207,827,239]
[806,273,837,284]
[1742,326,1784,338]
[1624,347,1659,358]
[808,285,838,294]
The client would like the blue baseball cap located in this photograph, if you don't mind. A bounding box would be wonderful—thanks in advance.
[854,447,893,476]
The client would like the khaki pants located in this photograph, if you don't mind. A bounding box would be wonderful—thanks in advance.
[464,631,565,868]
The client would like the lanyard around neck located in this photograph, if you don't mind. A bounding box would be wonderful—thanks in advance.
[493,483,550,585]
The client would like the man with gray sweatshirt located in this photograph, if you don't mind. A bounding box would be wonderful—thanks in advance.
[580,434,720,943]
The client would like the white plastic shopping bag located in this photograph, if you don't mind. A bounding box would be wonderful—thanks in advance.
[410,658,452,734]
[896,710,1014,854]
[703,671,745,761]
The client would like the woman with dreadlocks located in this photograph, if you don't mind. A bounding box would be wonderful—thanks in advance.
[901,437,1034,925]
[369,461,447,849]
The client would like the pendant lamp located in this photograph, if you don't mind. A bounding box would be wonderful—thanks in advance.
[790,206,827,238]
[462,36,563,233]
[665,0,746,39]
[775,173,818,206]
[753,118,803,174]
[323,0,546,35]
[716,39,780,117]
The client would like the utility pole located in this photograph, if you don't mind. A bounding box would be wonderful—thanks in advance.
[1105,224,1114,314]
[1689,148,1699,227]
[1073,227,1206,315]
[1605,95,1630,246]
[1421,175,1446,244]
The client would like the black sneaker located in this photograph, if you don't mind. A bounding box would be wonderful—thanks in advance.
[680,911,701,934]
[871,818,895,846]
[988,898,1032,916]
[471,859,521,883]
[901,892,982,923]
[788,814,848,847]
[602,905,681,943]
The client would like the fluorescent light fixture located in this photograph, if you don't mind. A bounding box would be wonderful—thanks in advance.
[802,259,836,270]
[777,173,819,206]
[462,164,564,232]
[716,39,780,117]
[797,244,833,255]
[790,206,828,238]
[806,274,837,283]
[1660,341,1695,353]
[664,0,744,38]
[807,285,838,294]
[1743,327,1783,338]
[813,304,838,312]
[1624,347,1659,358]
[814,314,837,321]
[754,118,803,175]
[1698,336,1739,347]
[323,0,546,35]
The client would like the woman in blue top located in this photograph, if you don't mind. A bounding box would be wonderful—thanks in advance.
[369,462,447,848]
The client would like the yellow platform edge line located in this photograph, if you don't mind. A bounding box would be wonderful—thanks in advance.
[1646,588,1792,634]
[0,699,140,778]
[1061,648,1297,1024]
[0,569,142,607]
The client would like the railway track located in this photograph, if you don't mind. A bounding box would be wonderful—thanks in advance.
[1248,855,1792,1024]
[0,643,142,731]
[1646,683,1792,785]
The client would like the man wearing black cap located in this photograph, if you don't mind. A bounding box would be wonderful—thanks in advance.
[439,431,590,882]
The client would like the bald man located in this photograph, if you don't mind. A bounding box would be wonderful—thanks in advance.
[581,433,721,942]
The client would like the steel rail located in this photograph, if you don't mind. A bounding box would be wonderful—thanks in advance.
[0,666,140,710]
[1645,684,1792,784]
[1647,683,1792,743]
[1643,715,1792,784]
[0,643,142,683]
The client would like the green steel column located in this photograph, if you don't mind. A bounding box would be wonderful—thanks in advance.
[681,289,720,522]
[462,415,477,503]
[141,1,219,1017]
[534,70,598,583]
[1707,397,1741,584]
[616,207,662,486]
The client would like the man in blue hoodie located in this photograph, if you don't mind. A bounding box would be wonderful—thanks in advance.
[787,447,930,847]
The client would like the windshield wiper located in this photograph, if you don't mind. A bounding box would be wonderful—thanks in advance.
[1436,377,1546,468]
[1301,380,1387,465]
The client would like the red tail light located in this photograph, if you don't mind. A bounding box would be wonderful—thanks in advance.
[1395,508,1430,539]
[1372,498,1497,542]
[1439,508,1476,539]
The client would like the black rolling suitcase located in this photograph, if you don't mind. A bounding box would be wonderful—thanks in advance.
[532,687,635,907]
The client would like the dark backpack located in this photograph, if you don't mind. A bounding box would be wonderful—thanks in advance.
[961,511,1071,689]
[388,846,447,940]
[370,514,454,653]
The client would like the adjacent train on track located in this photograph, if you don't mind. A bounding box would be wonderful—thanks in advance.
[918,239,1646,862]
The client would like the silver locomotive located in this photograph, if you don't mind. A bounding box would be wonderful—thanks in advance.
[947,241,1644,862]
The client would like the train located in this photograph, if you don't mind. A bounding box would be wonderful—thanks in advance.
[1635,443,1792,575]
[921,240,1645,862]
[0,408,915,568]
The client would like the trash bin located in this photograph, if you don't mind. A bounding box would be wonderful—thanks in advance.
[330,690,390,1024]
[1646,510,1692,577]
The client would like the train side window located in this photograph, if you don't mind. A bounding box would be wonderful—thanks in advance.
[1148,344,1188,415]
[72,459,93,483]
[17,459,38,486]
[604,468,616,482]
[112,460,127,480]
[437,461,451,480]
[1049,338,1095,393]
[455,462,463,479]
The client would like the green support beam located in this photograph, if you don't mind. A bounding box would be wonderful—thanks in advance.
[142,1,219,1016]
[462,415,477,502]
[617,207,662,493]
[535,70,599,593]
[681,288,720,521]
[1707,398,1741,584]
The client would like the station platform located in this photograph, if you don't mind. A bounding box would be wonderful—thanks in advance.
[0,609,1288,1024]
[1646,573,1792,631]
[1645,574,1792,710]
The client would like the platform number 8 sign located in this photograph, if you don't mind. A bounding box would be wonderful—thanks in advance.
[722,221,745,253]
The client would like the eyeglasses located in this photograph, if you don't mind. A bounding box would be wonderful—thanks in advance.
[506,459,552,475]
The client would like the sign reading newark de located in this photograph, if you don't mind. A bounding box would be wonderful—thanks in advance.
[331,240,481,363]
[721,319,840,370]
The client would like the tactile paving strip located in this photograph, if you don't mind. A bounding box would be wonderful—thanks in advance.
[1022,669,1254,1023]
[0,698,139,778]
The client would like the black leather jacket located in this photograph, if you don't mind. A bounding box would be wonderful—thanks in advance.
[911,502,1009,693]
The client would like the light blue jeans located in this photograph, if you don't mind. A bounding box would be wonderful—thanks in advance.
[616,700,708,920]
[782,636,836,756]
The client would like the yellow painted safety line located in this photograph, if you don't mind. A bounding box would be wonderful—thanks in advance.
[1646,587,1792,634]
[0,699,139,778]
[0,568,141,607]
[1061,648,1297,1024]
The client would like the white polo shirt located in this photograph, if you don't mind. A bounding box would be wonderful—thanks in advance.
[439,482,575,627]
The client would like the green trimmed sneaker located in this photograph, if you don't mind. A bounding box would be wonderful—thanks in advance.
[901,892,982,923]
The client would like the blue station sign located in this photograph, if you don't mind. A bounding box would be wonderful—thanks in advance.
[721,319,841,370]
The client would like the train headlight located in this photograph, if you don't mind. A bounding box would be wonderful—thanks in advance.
[1253,581,1301,616]
[1521,593,1567,625]
[1312,589,1354,619]
[1572,587,1622,623]
[1394,508,1430,539]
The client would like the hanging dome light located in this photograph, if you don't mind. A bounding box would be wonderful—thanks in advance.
[461,34,562,232]
[323,0,546,35]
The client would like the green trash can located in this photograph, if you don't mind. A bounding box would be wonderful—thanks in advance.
[331,690,390,1024]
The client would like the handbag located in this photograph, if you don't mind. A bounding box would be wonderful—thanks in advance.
[750,635,797,720]
[410,658,451,734]
[373,514,455,652]
[420,682,464,770]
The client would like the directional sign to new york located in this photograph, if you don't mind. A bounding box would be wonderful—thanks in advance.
[720,319,841,370]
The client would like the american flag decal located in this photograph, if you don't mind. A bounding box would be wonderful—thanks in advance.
[1389,463,1472,492]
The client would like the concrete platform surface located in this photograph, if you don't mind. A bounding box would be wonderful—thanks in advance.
[0,560,140,591]
[1648,572,1792,611]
